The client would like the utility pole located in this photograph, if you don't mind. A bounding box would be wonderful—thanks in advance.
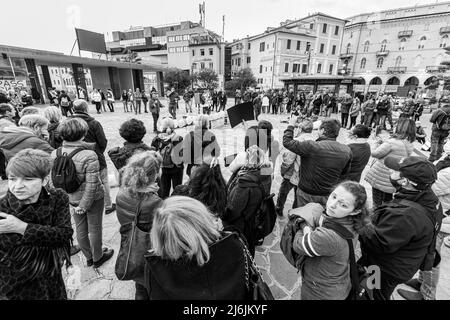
[222,15,225,42]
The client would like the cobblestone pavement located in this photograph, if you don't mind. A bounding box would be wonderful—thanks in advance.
[2,99,449,299]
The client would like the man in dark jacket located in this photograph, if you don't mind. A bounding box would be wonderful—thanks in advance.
[58,90,73,117]
[359,156,443,300]
[167,88,179,119]
[428,96,450,162]
[72,99,115,214]
[253,94,262,121]
[283,117,352,207]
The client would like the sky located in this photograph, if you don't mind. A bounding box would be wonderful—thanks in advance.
[0,0,442,55]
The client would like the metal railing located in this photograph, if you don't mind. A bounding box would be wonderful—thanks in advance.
[398,30,413,38]
[387,66,407,74]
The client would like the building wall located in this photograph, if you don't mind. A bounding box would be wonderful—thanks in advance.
[167,26,208,70]
[90,66,111,92]
[118,68,134,91]
[340,1,450,88]
[191,43,225,88]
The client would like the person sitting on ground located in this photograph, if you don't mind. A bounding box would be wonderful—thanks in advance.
[50,117,114,269]
[0,114,54,161]
[359,156,443,300]
[345,124,371,183]
[0,149,73,300]
[43,106,63,149]
[277,119,316,216]
[283,117,352,208]
[108,118,154,171]
[143,196,247,300]
[116,151,163,300]
[288,181,373,300]
[182,115,221,177]
[415,120,427,145]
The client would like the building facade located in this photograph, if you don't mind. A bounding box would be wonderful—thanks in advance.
[340,1,450,94]
[228,13,347,90]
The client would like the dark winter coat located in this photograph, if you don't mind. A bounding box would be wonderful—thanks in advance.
[183,128,221,176]
[108,141,154,170]
[359,189,443,281]
[143,232,247,300]
[0,188,73,300]
[283,125,352,196]
[47,121,63,149]
[71,112,108,170]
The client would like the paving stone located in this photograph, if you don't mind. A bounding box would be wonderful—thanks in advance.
[268,284,289,300]
[267,251,300,292]
[75,279,112,300]
[109,280,136,300]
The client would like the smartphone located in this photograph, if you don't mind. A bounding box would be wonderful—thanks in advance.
[223,154,238,167]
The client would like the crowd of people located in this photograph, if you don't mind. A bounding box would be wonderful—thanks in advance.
[0,87,449,301]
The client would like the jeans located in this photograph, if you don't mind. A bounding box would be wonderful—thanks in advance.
[129,101,135,113]
[159,168,184,199]
[152,113,159,132]
[72,197,104,262]
[169,104,177,119]
[94,102,102,113]
[429,129,449,162]
[254,107,261,121]
[276,178,297,213]
[386,113,394,130]
[349,116,357,128]
[372,187,393,209]
[122,101,129,112]
[364,112,374,128]
[135,100,142,114]
[61,106,73,117]
[341,113,349,128]
[377,114,387,129]
[296,188,328,208]
[107,101,114,112]
[100,167,113,209]
[101,100,107,112]
[143,101,148,113]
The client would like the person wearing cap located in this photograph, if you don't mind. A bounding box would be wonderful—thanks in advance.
[345,124,371,183]
[397,146,450,300]
[415,121,427,145]
[359,156,443,300]
[428,95,450,162]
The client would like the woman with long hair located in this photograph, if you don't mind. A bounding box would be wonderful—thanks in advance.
[289,181,374,300]
[116,151,163,300]
[365,118,416,208]
[143,196,247,300]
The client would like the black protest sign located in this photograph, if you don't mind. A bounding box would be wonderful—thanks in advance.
[226,102,255,128]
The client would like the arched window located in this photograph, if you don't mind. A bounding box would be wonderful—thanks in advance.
[360,58,366,69]
[346,43,352,54]
[380,39,387,52]
[376,57,384,69]
[399,38,407,50]
[440,35,448,48]
[395,56,402,67]
[419,36,426,49]
[363,41,370,53]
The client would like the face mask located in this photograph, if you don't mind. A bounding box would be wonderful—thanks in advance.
[389,176,404,191]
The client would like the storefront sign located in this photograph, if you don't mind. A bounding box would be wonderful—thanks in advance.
[0,79,27,92]
[368,85,383,92]
[384,85,399,93]
[354,85,366,92]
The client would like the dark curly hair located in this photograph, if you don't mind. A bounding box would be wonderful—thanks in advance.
[187,163,227,217]
[119,118,147,143]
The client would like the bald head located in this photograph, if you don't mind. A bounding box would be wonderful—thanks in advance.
[73,99,89,113]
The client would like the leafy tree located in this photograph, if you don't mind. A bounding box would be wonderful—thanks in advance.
[193,69,219,90]
[164,68,192,93]
[224,68,257,95]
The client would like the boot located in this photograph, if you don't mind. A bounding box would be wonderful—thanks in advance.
[93,248,114,268]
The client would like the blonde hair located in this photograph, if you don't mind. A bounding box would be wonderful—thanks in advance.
[43,106,62,123]
[150,196,221,266]
[160,117,175,133]
[195,114,210,130]
[119,151,162,198]
[243,145,271,169]
[18,114,49,129]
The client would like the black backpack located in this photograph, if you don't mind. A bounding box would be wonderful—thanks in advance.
[253,182,276,244]
[51,148,85,193]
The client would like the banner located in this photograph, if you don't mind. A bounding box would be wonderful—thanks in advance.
[384,85,399,93]
[227,102,255,128]
[354,85,366,92]
[0,79,27,92]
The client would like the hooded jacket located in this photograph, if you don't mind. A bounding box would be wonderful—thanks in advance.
[0,126,54,160]
[359,189,442,281]
[71,112,108,170]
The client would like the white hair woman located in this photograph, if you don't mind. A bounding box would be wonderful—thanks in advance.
[43,106,63,149]
[151,117,184,199]
[144,196,247,300]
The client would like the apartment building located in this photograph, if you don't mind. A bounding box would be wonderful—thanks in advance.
[340,1,450,93]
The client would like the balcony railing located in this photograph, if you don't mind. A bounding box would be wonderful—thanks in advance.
[398,30,413,38]
[387,66,407,74]
[440,27,450,35]
[426,65,447,73]
[376,50,390,57]
[339,53,353,59]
